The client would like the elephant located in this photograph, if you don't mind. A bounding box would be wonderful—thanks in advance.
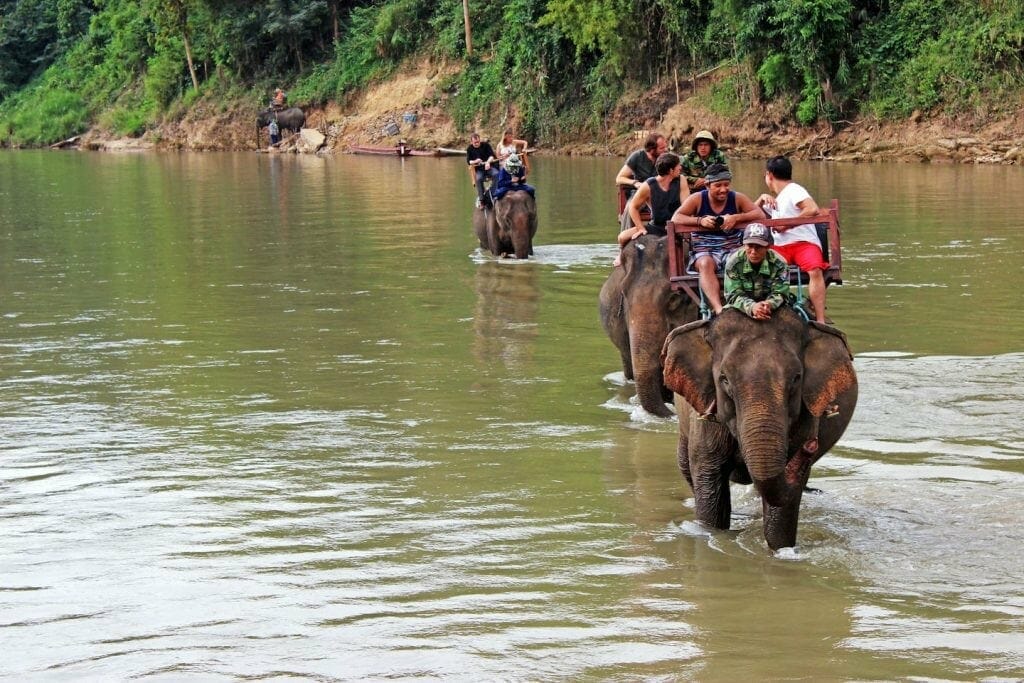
[598,234,699,418]
[661,305,858,550]
[256,107,306,134]
[473,190,538,259]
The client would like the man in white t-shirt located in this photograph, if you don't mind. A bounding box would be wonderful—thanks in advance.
[755,155,829,323]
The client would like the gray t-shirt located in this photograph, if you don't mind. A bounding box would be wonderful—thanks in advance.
[625,149,656,182]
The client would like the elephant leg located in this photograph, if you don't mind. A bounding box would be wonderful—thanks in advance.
[689,420,735,530]
[620,346,634,381]
[486,211,501,257]
[674,395,693,487]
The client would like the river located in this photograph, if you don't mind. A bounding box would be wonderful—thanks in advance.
[1,150,1022,680]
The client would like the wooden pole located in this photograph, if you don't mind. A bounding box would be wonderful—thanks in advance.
[463,0,472,57]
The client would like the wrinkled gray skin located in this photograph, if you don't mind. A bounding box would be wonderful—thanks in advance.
[473,190,538,259]
[599,234,698,417]
[662,306,858,550]
[256,107,306,133]
[473,204,498,255]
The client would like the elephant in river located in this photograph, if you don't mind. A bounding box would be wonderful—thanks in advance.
[599,234,699,417]
[661,306,858,550]
[256,107,306,133]
[473,190,538,259]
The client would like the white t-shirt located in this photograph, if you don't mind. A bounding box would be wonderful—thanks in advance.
[771,182,820,248]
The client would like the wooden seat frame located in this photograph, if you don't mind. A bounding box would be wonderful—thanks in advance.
[617,185,652,223]
[666,199,843,307]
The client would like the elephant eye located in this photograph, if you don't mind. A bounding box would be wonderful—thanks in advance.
[719,374,731,392]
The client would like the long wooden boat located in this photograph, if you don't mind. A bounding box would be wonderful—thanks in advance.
[349,143,464,157]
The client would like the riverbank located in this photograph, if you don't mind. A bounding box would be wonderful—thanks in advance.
[71,60,1024,165]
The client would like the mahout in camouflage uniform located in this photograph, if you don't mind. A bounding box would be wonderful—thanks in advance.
[681,130,729,193]
[724,223,793,320]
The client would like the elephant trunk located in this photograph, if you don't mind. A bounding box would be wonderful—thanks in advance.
[629,325,673,418]
[737,410,790,503]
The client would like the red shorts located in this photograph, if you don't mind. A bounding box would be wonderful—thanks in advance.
[772,242,828,271]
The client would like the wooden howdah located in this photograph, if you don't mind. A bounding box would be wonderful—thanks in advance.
[666,199,843,307]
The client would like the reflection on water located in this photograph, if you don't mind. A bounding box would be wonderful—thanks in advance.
[1,151,1023,679]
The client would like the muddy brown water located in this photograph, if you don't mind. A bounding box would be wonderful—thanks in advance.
[1,150,1022,679]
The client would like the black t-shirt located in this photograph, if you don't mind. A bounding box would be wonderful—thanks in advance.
[467,142,497,166]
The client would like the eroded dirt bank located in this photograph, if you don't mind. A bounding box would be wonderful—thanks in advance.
[76,60,1024,165]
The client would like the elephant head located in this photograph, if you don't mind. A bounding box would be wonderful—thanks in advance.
[599,235,698,418]
[661,306,858,549]
[492,190,538,259]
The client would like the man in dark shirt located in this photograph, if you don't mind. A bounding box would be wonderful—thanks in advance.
[466,133,498,207]
[614,132,667,230]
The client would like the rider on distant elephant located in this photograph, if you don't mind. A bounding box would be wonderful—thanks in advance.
[271,88,287,110]
[492,153,535,201]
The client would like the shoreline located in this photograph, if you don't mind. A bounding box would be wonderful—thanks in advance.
[61,125,1024,166]
[31,63,1024,166]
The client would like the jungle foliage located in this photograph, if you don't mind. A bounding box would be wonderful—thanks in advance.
[0,0,1022,145]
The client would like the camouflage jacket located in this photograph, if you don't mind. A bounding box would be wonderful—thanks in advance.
[681,149,729,192]
[724,248,793,316]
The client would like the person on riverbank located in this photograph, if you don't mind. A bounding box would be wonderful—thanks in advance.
[467,133,498,208]
[669,163,765,315]
[755,155,828,323]
[268,119,280,146]
[615,132,668,230]
[724,223,793,320]
[681,130,728,194]
[617,152,684,246]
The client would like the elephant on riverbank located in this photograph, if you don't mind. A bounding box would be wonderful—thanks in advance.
[599,234,698,417]
[473,190,538,259]
[662,306,858,550]
[256,107,306,133]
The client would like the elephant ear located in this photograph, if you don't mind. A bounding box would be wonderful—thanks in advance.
[661,319,715,413]
[803,322,856,417]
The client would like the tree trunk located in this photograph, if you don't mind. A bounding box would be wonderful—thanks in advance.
[183,31,199,90]
[462,0,472,57]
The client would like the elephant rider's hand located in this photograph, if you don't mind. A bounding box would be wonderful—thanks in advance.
[756,193,777,211]
[631,226,648,241]
[721,214,740,230]
[751,301,773,320]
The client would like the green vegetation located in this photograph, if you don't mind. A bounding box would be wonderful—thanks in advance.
[1,0,1023,145]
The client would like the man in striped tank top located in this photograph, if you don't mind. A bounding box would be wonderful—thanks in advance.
[669,164,765,315]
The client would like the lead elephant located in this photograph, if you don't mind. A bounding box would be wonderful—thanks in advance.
[474,190,537,259]
[599,234,698,418]
[661,306,858,549]
[256,107,306,133]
